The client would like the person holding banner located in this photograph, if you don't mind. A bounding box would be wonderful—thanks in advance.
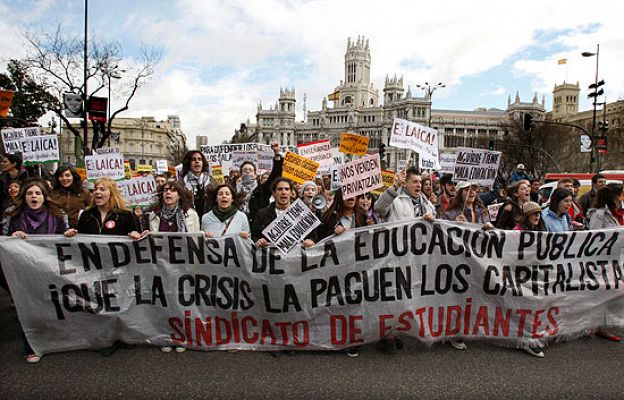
[237,161,258,213]
[541,188,572,233]
[494,180,531,230]
[357,192,381,225]
[587,183,624,230]
[512,202,546,232]
[201,184,250,239]
[443,182,492,228]
[50,164,93,229]
[75,178,140,238]
[141,180,199,353]
[374,167,436,223]
[5,178,74,363]
[1,180,20,234]
[178,151,210,219]
[247,143,282,225]
[252,177,315,249]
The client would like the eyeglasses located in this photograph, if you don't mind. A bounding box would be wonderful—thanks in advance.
[163,187,177,192]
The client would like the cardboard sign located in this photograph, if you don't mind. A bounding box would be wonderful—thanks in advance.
[282,151,320,184]
[339,133,369,156]
[262,198,320,255]
[211,165,224,184]
[20,135,60,165]
[1,127,40,154]
[136,164,153,174]
[85,148,125,181]
[453,147,501,187]
[330,167,342,191]
[371,170,397,196]
[0,89,14,117]
[390,118,440,169]
[124,161,133,179]
[297,139,333,167]
[337,153,383,199]
[156,160,168,173]
[117,175,158,206]
[439,152,457,175]
[487,202,503,222]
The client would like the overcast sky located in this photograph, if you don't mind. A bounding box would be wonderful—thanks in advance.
[2,0,623,148]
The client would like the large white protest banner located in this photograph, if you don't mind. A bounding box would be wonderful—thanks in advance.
[1,127,40,154]
[2,221,624,357]
[390,118,440,169]
[262,198,320,255]
[117,175,158,206]
[453,147,501,187]
[19,135,60,164]
[85,147,125,180]
[338,153,383,199]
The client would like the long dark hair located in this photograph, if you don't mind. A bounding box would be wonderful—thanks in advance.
[321,188,365,225]
[156,180,193,211]
[205,184,245,211]
[592,183,623,210]
[52,163,87,195]
[9,178,63,217]
[548,188,572,213]
[181,150,209,176]
[447,185,488,215]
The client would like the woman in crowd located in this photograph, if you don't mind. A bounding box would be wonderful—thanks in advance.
[541,188,572,232]
[6,178,74,363]
[178,150,210,219]
[143,180,199,353]
[587,183,624,230]
[442,181,491,351]
[512,201,546,231]
[76,178,140,237]
[2,180,21,234]
[357,191,381,225]
[317,188,367,357]
[201,184,250,238]
[494,180,531,230]
[50,164,92,229]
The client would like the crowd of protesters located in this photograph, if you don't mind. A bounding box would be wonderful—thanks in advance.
[1,148,623,363]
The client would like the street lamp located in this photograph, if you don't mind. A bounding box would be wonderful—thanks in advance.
[582,44,603,172]
[416,82,445,127]
[106,65,124,146]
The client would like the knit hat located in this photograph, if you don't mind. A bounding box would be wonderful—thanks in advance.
[300,181,317,197]
[522,201,541,216]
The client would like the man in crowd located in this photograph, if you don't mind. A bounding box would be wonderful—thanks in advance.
[375,166,436,223]
[530,178,541,203]
[438,174,455,213]
[509,163,531,184]
[579,173,607,214]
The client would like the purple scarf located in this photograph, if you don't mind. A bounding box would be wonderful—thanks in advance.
[20,206,57,234]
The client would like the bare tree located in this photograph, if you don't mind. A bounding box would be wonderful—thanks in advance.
[21,25,161,155]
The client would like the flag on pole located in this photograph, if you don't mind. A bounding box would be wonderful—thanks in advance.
[328,91,339,101]
[558,59,567,65]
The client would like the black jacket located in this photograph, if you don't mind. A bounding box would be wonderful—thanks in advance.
[247,155,283,225]
[316,210,367,241]
[77,207,139,235]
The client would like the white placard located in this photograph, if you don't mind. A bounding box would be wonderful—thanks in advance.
[156,159,168,173]
[390,118,440,169]
[1,127,40,154]
[439,152,457,175]
[85,150,125,181]
[117,175,159,206]
[337,153,383,200]
[262,198,320,255]
[453,147,501,187]
[20,135,60,164]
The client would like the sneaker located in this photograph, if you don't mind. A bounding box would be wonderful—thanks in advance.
[450,340,467,350]
[346,347,360,358]
[160,346,173,353]
[523,347,545,358]
[25,354,40,364]
[175,347,186,353]
[596,331,621,342]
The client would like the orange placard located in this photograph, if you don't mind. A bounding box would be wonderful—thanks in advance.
[339,133,369,156]
[282,151,320,184]
[371,170,396,195]
[0,89,14,117]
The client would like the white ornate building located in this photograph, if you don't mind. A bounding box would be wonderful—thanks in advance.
[247,36,546,170]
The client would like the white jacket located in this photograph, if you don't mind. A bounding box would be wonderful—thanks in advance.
[146,208,200,232]
[587,207,621,230]
[201,210,250,237]
[374,186,436,223]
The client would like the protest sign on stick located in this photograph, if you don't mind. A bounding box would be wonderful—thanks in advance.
[371,170,397,195]
[453,147,501,187]
[117,175,158,206]
[262,198,321,255]
[338,153,383,199]
[339,133,369,156]
[390,118,440,169]
[1,127,40,154]
[20,135,60,164]
[282,151,320,184]
[85,148,125,180]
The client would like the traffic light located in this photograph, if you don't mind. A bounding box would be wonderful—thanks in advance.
[488,140,495,150]
[522,113,533,132]
[588,80,605,99]
[379,142,386,160]
[598,120,609,132]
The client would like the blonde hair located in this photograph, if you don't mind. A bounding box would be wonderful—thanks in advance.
[90,177,129,212]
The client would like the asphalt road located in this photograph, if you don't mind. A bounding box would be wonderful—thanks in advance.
[2,289,624,400]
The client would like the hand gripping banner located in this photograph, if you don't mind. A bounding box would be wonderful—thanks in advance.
[1,220,624,356]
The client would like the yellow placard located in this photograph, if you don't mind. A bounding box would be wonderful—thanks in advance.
[124,162,133,179]
[137,164,153,173]
[282,151,320,185]
[371,170,396,195]
[339,133,369,156]
[211,165,224,184]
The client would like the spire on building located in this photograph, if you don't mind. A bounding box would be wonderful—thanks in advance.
[515,91,520,103]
